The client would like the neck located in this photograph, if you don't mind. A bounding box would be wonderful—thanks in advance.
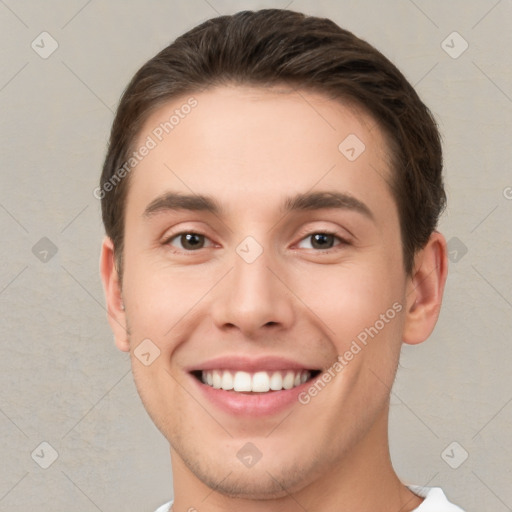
[169,406,423,512]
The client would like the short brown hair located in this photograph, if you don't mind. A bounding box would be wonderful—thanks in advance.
[100,8,445,278]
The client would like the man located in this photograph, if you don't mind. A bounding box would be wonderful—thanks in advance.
[99,9,465,511]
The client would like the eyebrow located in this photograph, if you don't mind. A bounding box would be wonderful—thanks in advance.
[143,190,374,220]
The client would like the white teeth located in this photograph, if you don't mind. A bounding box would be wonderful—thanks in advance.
[199,369,311,392]
[252,371,270,392]
[269,371,283,391]
[212,370,222,389]
[221,370,234,390]
[283,371,295,390]
[233,371,252,392]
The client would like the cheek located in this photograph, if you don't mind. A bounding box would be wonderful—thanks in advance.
[121,256,222,381]
[296,262,403,343]
[122,256,198,333]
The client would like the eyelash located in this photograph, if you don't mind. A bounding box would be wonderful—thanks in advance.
[163,230,349,253]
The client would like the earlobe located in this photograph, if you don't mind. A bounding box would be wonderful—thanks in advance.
[402,231,448,345]
[99,236,130,352]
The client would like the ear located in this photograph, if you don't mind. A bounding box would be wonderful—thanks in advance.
[99,236,130,352]
[402,231,448,345]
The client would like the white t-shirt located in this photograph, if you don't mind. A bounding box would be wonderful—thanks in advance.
[154,486,465,511]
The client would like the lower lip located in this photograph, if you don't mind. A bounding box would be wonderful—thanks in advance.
[189,373,315,417]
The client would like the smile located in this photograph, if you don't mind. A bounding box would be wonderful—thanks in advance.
[187,356,323,416]
[195,369,320,393]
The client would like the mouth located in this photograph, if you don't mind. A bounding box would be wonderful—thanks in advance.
[188,364,323,417]
[191,369,322,393]
[186,355,325,416]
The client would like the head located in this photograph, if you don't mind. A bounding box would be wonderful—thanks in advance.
[100,9,448,501]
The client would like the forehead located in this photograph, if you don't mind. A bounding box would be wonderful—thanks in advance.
[127,85,396,218]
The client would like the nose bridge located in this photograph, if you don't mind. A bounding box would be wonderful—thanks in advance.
[233,248,275,302]
[210,239,294,335]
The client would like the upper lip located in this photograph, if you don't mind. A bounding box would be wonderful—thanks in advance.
[186,355,317,373]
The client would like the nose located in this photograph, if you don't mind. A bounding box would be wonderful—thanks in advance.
[210,247,295,338]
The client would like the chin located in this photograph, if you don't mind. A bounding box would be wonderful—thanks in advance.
[199,467,308,500]
[176,442,324,501]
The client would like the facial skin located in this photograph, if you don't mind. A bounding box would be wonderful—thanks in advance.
[101,85,447,512]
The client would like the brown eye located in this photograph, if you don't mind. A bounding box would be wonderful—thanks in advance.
[311,233,335,249]
[168,232,209,251]
[297,232,341,250]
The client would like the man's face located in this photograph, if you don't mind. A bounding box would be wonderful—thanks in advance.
[118,85,411,497]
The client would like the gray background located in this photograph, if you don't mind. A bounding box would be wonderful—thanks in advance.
[1,0,511,510]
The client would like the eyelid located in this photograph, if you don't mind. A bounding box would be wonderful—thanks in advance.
[293,224,352,245]
[160,220,213,242]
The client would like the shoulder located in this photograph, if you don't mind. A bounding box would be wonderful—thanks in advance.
[153,501,172,512]
[408,486,466,511]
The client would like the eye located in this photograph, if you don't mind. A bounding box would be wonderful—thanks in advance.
[165,232,214,251]
[296,232,345,250]
[164,231,346,253]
